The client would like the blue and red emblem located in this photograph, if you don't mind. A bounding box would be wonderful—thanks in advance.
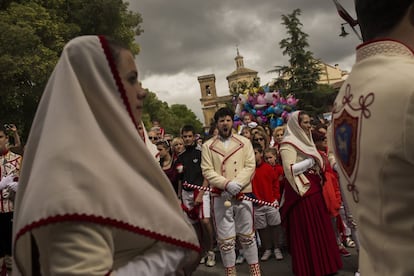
[332,84,374,202]
[333,109,358,181]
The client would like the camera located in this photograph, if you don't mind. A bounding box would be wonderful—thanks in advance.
[4,124,12,130]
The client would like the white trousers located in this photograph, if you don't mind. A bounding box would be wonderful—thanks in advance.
[213,196,258,267]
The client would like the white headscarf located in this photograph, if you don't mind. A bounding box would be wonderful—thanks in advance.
[13,36,199,270]
[281,111,324,169]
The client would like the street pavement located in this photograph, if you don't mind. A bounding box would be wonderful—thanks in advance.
[194,247,358,276]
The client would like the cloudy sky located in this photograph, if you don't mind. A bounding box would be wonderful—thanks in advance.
[128,0,360,122]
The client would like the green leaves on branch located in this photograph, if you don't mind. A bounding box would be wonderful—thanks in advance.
[143,91,203,137]
[269,8,336,116]
[0,0,143,139]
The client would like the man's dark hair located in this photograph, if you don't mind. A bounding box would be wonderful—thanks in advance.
[355,0,414,41]
[214,107,234,123]
[181,125,195,135]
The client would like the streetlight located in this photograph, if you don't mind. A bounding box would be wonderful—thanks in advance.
[339,23,349,37]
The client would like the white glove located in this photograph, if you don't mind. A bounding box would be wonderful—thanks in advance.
[226,182,242,196]
[0,175,14,190]
[292,158,315,176]
[7,182,18,192]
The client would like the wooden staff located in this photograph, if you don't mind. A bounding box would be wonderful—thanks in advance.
[183,182,279,208]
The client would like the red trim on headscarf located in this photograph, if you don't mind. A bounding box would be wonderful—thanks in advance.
[14,214,201,253]
[98,36,139,130]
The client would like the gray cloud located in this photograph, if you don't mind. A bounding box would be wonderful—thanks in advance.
[129,0,360,121]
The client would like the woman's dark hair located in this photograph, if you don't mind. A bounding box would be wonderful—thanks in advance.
[156,140,173,156]
[106,37,130,65]
[252,142,263,153]
[355,0,414,41]
[298,111,310,125]
[311,129,326,142]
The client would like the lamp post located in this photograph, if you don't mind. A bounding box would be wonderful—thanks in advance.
[332,0,362,41]
[339,23,349,37]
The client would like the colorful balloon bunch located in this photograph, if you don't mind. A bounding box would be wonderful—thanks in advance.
[233,87,299,129]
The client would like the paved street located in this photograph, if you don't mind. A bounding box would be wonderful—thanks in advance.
[194,247,358,275]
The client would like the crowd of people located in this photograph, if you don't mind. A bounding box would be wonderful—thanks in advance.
[1,107,359,276]
[141,107,359,276]
[0,86,358,276]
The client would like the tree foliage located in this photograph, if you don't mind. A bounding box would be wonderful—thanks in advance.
[0,0,143,140]
[270,8,337,116]
[270,9,321,94]
[142,91,203,137]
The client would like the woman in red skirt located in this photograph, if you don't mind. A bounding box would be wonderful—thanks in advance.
[279,111,342,276]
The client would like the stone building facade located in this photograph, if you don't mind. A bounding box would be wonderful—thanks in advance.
[198,49,257,129]
[198,51,348,128]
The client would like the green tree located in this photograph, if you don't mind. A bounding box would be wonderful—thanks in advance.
[0,2,71,139]
[0,0,143,140]
[270,9,321,95]
[270,8,337,116]
[142,91,203,137]
[298,84,338,117]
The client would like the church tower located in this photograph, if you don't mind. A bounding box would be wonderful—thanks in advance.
[198,74,222,128]
[198,74,217,99]
[198,48,256,130]
[226,48,258,94]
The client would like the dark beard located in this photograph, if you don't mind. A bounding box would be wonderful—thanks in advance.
[218,127,231,139]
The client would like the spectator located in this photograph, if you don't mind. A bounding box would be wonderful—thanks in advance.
[147,129,159,144]
[156,140,179,196]
[178,125,216,268]
[171,137,185,161]
[251,143,284,262]
[0,124,21,274]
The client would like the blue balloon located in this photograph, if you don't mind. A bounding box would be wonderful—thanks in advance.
[266,106,275,114]
[270,117,278,129]
[274,105,283,115]
[276,117,284,126]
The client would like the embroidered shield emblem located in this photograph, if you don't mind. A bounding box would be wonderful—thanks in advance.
[331,83,375,203]
[333,109,359,182]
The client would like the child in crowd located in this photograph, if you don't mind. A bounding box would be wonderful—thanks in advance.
[240,126,252,140]
[238,113,258,134]
[263,147,287,251]
[252,143,284,261]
